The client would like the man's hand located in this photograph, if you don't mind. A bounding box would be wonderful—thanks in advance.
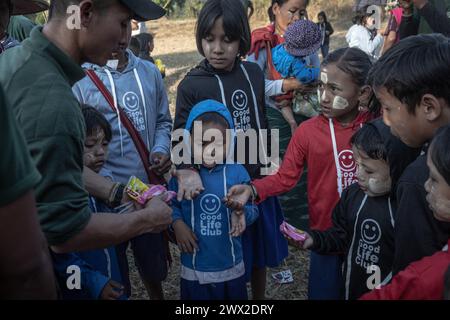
[173,168,204,201]
[100,280,124,300]
[150,152,172,176]
[223,185,253,211]
[230,211,246,237]
[142,197,172,233]
[173,220,199,253]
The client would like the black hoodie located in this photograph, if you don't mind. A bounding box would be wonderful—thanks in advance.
[392,150,450,275]
[310,119,421,300]
[174,59,270,179]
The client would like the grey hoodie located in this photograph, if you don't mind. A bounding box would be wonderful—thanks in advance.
[73,50,172,184]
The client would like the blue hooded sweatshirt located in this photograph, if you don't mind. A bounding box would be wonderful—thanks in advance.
[271,44,320,84]
[169,100,259,284]
[52,196,126,300]
[72,50,172,184]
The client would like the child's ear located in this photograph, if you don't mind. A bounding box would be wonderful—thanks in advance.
[272,3,281,16]
[358,85,372,104]
[419,94,443,122]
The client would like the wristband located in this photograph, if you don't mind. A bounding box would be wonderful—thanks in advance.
[111,183,126,208]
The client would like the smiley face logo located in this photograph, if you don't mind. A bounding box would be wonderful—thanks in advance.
[122,92,140,112]
[200,194,221,215]
[360,219,381,244]
[231,90,248,111]
[338,150,356,172]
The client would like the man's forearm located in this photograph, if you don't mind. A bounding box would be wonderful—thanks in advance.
[51,197,172,253]
[50,210,149,253]
[83,166,115,202]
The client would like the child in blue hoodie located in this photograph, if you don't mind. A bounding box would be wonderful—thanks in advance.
[169,100,259,300]
[52,106,127,300]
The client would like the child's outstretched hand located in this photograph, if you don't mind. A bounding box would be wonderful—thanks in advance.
[223,184,252,211]
[100,280,124,300]
[230,211,246,237]
[173,220,199,253]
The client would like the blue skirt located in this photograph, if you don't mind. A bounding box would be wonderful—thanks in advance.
[242,196,288,281]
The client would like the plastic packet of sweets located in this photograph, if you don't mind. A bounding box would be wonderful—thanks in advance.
[280,221,307,243]
[125,176,149,202]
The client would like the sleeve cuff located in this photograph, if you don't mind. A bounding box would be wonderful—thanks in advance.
[151,145,170,155]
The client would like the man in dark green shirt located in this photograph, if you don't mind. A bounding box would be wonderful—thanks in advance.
[0,0,172,253]
[0,84,57,299]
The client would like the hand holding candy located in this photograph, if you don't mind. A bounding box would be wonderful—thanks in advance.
[125,176,176,205]
[280,221,313,249]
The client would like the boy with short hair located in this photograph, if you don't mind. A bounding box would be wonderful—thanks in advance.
[368,33,450,274]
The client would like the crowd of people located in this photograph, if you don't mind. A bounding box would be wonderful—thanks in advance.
[1,0,450,301]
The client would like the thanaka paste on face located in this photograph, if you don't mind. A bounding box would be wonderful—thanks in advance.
[368,177,392,195]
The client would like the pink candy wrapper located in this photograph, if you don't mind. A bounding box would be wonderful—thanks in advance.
[137,185,176,205]
[280,221,307,243]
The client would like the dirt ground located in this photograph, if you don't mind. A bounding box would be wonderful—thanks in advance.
[127,16,352,300]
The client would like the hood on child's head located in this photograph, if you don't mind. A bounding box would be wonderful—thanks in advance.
[185,99,235,132]
[184,99,236,163]
[367,119,421,195]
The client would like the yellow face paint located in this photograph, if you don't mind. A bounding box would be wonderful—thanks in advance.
[333,96,349,110]
[321,72,328,84]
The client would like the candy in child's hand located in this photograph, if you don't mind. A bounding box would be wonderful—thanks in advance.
[280,221,307,243]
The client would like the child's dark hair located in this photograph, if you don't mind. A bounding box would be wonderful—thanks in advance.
[129,37,141,56]
[190,112,230,133]
[352,5,375,25]
[351,123,387,161]
[318,11,327,23]
[268,0,310,22]
[322,47,373,87]
[196,0,251,58]
[430,124,450,186]
[81,104,112,142]
[368,34,450,115]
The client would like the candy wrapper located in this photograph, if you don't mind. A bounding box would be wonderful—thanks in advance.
[272,270,294,284]
[125,176,176,205]
[280,221,307,244]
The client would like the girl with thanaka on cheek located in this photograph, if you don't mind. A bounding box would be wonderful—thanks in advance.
[225,47,377,299]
